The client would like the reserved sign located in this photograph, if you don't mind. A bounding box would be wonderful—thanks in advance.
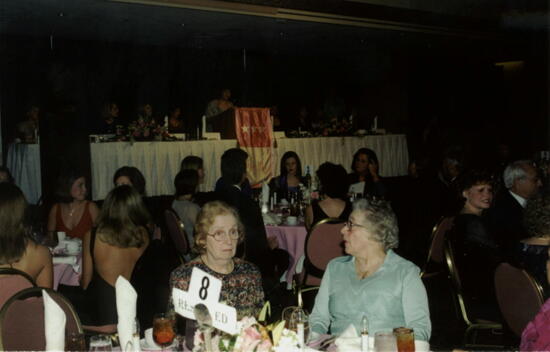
[172,267,238,334]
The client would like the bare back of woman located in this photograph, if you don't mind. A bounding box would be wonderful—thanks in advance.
[93,232,149,287]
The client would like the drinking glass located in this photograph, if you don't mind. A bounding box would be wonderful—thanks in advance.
[89,334,112,352]
[393,327,415,352]
[65,332,86,351]
[153,313,176,350]
[374,331,397,352]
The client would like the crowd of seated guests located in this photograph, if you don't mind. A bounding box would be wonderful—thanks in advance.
[4,139,550,350]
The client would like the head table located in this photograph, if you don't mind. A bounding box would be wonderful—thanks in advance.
[90,135,408,200]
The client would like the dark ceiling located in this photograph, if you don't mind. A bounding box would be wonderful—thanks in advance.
[0,0,546,55]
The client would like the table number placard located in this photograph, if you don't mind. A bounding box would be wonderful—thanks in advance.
[172,267,237,334]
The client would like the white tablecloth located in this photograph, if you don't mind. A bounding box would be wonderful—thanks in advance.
[90,135,408,200]
[6,143,42,204]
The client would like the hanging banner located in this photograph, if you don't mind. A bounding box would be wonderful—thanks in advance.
[234,107,274,185]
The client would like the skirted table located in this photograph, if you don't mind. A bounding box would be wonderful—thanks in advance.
[90,134,408,200]
[7,143,42,204]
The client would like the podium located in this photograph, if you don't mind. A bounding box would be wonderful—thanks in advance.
[207,108,236,139]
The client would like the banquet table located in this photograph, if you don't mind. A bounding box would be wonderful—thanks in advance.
[53,255,81,290]
[6,142,42,204]
[266,224,308,289]
[90,134,408,200]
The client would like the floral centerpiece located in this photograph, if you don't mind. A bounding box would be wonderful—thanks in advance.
[193,316,301,352]
[127,117,172,141]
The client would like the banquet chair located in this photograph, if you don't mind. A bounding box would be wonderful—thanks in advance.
[297,218,345,306]
[164,209,190,263]
[444,240,502,347]
[494,262,544,337]
[420,216,454,279]
[0,287,83,351]
[0,267,36,308]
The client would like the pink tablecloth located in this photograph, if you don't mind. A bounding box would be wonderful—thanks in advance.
[266,225,308,289]
[53,255,82,290]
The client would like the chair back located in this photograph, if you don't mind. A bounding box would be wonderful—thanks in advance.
[444,239,475,325]
[164,209,189,258]
[0,268,36,308]
[303,218,345,286]
[0,287,83,351]
[494,263,544,336]
[421,216,454,276]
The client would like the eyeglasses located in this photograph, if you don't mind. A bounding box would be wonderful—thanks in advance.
[344,221,367,230]
[207,228,241,241]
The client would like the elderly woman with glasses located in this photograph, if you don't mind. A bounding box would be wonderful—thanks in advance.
[169,201,264,319]
[309,198,431,341]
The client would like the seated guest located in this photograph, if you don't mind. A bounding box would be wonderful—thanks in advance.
[269,151,304,201]
[81,185,153,326]
[47,169,99,239]
[516,193,550,295]
[213,149,271,276]
[347,148,386,198]
[95,102,119,134]
[16,105,40,143]
[181,156,214,206]
[0,183,52,288]
[448,170,501,320]
[487,160,542,257]
[0,166,13,183]
[180,156,205,186]
[172,170,201,248]
[169,201,264,319]
[305,162,352,229]
[309,198,431,340]
[114,166,146,195]
[113,166,160,234]
[520,246,550,351]
[137,103,155,123]
[168,106,184,133]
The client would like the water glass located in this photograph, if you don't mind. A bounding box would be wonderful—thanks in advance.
[89,334,112,351]
[374,331,397,352]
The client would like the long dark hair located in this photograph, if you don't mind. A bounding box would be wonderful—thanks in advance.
[0,183,30,264]
[54,168,87,203]
[351,148,379,174]
[279,151,303,178]
[113,166,146,196]
[96,185,151,248]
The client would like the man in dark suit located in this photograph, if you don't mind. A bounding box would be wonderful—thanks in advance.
[213,148,273,277]
[487,160,542,257]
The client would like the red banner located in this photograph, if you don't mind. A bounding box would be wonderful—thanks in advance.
[235,108,274,185]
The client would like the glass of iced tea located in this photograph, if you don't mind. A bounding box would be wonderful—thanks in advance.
[153,313,176,350]
[393,327,415,352]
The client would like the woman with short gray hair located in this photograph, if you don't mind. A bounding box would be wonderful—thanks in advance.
[309,198,431,341]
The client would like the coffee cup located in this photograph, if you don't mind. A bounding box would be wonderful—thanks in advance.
[286,216,298,226]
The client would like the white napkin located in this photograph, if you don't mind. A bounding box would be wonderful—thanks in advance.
[43,289,66,351]
[52,256,78,265]
[116,276,139,351]
[335,324,362,352]
[52,256,80,272]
